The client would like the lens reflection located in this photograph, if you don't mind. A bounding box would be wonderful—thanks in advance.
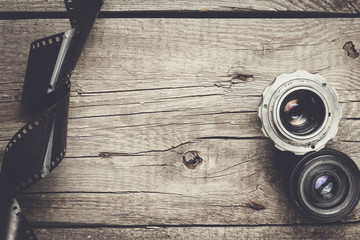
[279,90,326,136]
[315,175,334,195]
[283,99,307,126]
[314,175,337,199]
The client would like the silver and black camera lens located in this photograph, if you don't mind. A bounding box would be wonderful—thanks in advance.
[259,70,341,155]
[290,149,360,222]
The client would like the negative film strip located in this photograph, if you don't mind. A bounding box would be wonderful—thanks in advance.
[0,1,104,239]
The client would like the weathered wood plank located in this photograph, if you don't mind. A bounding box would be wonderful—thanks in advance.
[19,139,301,226]
[15,140,360,226]
[2,18,360,96]
[32,224,360,239]
[0,0,359,13]
[0,18,359,153]
[0,18,360,232]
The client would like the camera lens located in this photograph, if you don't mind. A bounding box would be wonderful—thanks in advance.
[290,149,360,222]
[280,90,326,136]
[259,70,341,155]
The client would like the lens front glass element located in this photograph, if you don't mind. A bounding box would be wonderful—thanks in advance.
[314,175,338,200]
[280,90,326,136]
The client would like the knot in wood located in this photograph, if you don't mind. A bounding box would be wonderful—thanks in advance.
[99,152,112,158]
[227,67,253,83]
[245,201,266,211]
[183,150,203,169]
[343,41,359,59]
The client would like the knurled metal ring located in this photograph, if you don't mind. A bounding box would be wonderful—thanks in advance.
[258,70,341,155]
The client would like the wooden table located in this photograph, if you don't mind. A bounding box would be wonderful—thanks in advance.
[1,1,360,239]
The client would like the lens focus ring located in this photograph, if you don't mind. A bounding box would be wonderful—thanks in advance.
[290,149,360,223]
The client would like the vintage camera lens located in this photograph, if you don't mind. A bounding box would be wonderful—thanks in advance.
[259,70,341,155]
[290,149,360,222]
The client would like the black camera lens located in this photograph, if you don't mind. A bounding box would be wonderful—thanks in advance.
[290,149,360,222]
[280,90,326,136]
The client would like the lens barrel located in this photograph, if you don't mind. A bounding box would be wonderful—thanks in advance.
[259,70,341,155]
[290,149,360,223]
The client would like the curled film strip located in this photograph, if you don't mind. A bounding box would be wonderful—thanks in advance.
[0,0,104,239]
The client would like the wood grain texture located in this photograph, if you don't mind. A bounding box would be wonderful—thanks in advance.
[0,0,359,13]
[1,17,360,238]
[32,225,360,240]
